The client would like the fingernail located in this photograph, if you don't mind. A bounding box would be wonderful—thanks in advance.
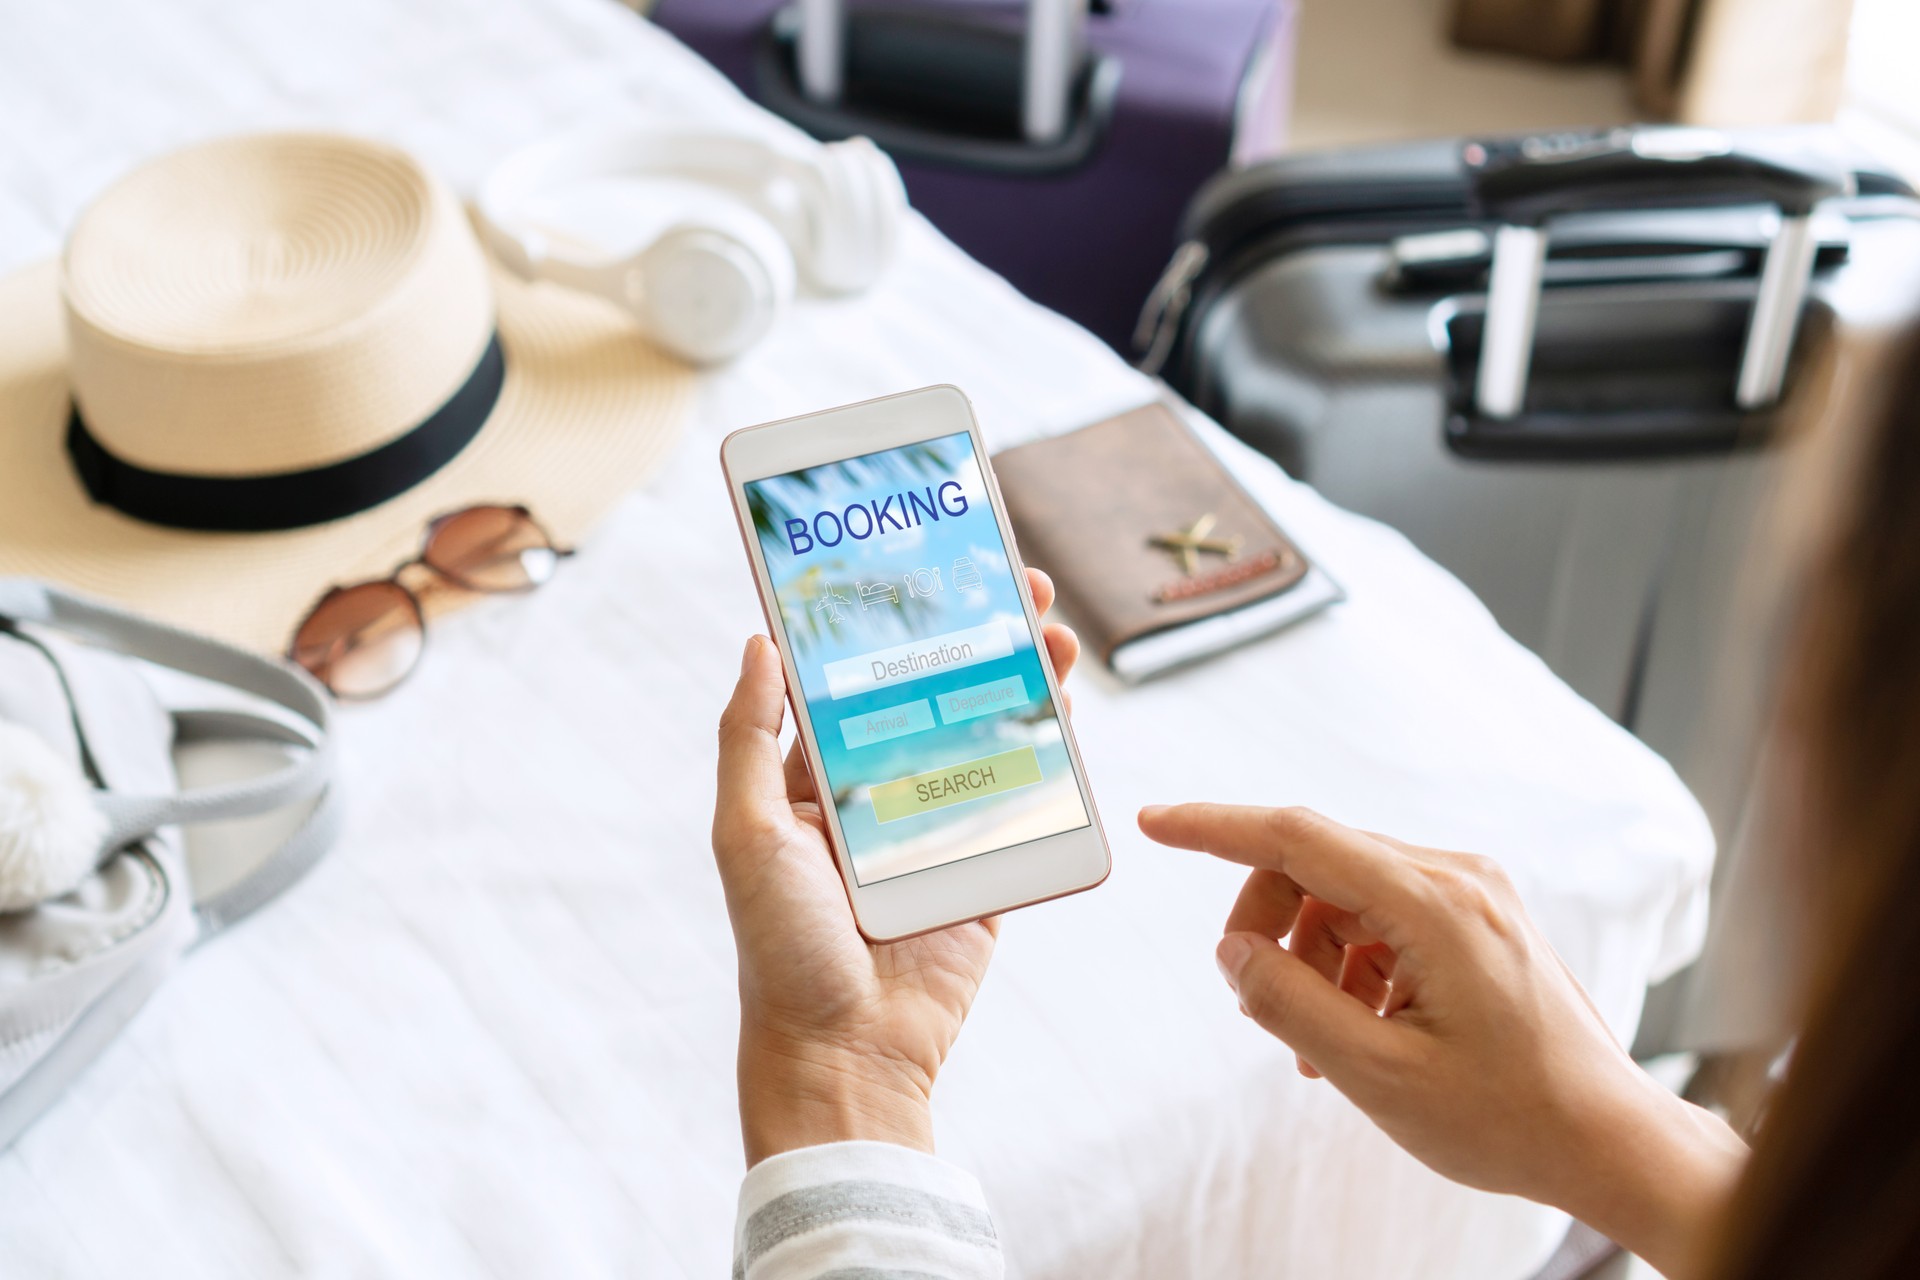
[1216,934,1252,987]
[1138,804,1168,824]
[741,636,760,674]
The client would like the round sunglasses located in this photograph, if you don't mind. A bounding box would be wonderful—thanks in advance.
[288,505,572,699]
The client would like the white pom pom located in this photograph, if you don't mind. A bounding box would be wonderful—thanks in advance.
[0,721,108,912]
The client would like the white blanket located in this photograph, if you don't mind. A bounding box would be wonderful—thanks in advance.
[0,2,1713,1277]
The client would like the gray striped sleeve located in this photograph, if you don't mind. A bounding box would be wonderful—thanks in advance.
[742,1179,998,1271]
[732,1142,1004,1280]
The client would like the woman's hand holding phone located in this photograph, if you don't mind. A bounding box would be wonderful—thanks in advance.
[713,552,1742,1268]
[1137,804,1748,1280]
[714,568,1080,1166]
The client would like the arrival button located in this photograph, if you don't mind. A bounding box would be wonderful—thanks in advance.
[869,746,1044,824]
[840,698,935,751]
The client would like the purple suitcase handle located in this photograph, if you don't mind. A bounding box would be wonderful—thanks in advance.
[796,0,1087,144]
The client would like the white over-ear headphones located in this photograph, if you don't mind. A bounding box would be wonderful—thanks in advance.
[477,130,907,363]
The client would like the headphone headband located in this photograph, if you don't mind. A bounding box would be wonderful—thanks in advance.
[475,126,904,362]
[479,130,813,276]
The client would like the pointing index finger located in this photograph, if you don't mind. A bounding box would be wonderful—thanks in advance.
[1138,804,1425,939]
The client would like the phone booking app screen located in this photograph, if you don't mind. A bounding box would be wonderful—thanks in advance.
[747,431,1090,885]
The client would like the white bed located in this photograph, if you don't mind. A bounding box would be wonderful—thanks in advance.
[0,2,1714,1276]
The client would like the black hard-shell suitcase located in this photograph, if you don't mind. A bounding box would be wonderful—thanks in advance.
[1146,126,1920,723]
[1147,126,1920,1050]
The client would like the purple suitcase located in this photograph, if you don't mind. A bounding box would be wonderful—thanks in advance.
[651,0,1296,353]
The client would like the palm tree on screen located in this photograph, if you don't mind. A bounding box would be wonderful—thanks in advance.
[748,441,957,654]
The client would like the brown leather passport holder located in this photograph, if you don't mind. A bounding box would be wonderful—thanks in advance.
[992,402,1310,666]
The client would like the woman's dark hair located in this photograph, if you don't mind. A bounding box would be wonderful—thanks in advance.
[1708,342,1920,1277]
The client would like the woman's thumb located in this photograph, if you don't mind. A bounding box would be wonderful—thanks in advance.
[713,636,794,866]
[1216,932,1391,1078]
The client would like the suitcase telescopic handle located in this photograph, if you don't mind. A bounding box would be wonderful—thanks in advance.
[1464,126,1855,420]
[797,0,1088,144]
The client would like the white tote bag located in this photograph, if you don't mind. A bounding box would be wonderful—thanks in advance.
[0,579,339,1149]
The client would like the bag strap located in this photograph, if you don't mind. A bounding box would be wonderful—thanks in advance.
[170,708,345,937]
[0,579,335,854]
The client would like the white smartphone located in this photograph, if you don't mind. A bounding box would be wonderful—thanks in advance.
[722,385,1110,941]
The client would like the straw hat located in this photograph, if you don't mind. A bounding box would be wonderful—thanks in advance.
[0,132,692,653]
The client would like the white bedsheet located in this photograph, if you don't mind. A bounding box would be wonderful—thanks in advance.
[0,2,1714,1277]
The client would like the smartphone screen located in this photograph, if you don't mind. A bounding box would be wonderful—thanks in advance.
[745,430,1091,885]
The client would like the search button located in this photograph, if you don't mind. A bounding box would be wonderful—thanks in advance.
[869,746,1044,824]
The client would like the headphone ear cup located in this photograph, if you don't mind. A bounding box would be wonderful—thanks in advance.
[801,138,906,295]
[632,201,796,364]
